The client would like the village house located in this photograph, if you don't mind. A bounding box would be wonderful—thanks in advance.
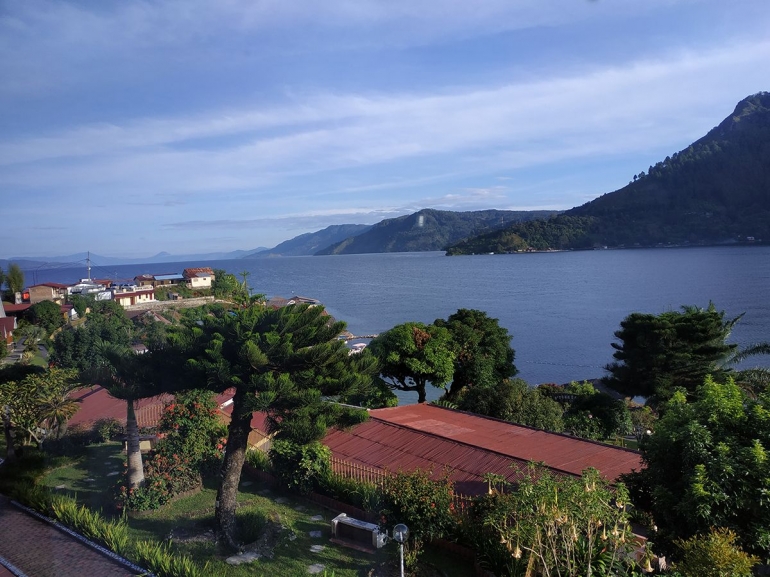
[112,286,156,308]
[27,282,69,305]
[152,273,185,287]
[183,267,215,289]
[0,305,17,348]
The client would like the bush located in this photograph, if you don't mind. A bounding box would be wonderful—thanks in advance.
[270,440,331,494]
[134,540,208,577]
[94,418,124,443]
[318,471,383,512]
[380,467,455,562]
[245,447,271,472]
[672,527,758,577]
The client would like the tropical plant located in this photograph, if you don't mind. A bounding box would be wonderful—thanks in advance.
[672,527,758,577]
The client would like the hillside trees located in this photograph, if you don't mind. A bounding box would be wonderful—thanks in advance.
[368,321,454,403]
[603,304,740,406]
[434,308,516,401]
[167,303,376,547]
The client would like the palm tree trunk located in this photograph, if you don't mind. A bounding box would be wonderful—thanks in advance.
[215,388,252,549]
[126,399,145,488]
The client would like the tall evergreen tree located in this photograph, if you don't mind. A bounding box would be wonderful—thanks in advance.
[603,304,740,406]
[169,303,375,547]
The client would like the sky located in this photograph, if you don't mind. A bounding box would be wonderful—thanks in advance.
[1,0,769,258]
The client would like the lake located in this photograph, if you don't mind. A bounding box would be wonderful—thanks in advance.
[24,246,770,403]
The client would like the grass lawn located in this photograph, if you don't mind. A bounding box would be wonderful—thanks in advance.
[39,444,474,576]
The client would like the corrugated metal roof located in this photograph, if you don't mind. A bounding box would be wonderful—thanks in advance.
[323,404,642,494]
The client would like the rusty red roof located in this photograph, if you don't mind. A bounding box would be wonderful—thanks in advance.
[323,404,642,495]
[68,386,235,430]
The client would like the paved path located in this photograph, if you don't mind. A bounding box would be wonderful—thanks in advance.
[0,496,138,577]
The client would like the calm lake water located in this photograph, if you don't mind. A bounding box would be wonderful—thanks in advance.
[25,246,770,403]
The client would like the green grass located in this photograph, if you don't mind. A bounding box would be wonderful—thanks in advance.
[41,442,125,513]
[38,444,474,577]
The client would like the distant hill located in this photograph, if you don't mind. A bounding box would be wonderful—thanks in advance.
[446,92,770,254]
[245,224,372,257]
[315,209,560,255]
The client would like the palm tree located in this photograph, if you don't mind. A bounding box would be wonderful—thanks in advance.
[723,342,770,397]
[86,341,155,489]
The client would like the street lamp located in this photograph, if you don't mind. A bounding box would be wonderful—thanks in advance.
[393,523,409,577]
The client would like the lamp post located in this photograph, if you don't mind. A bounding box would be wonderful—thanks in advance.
[393,523,409,577]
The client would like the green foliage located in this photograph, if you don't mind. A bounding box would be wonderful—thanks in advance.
[68,293,93,317]
[270,439,331,494]
[5,262,24,295]
[672,527,758,577]
[50,300,134,371]
[603,304,739,406]
[470,466,641,577]
[458,378,564,431]
[210,268,248,301]
[28,300,65,335]
[245,447,272,472]
[318,471,383,512]
[380,468,455,545]
[435,308,516,400]
[338,374,398,408]
[626,376,770,557]
[134,540,208,577]
[157,389,227,471]
[0,367,81,452]
[563,389,633,440]
[369,321,455,403]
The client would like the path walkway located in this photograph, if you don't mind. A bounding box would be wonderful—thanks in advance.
[0,496,138,577]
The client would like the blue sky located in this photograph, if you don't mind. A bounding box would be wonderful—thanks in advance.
[1,0,768,258]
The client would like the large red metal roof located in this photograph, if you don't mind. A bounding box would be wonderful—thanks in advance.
[323,404,643,495]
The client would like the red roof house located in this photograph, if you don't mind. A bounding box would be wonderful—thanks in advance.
[323,404,643,495]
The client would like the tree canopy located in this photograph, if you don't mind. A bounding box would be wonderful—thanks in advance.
[28,300,65,336]
[603,304,740,406]
[166,302,376,546]
[368,321,454,403]
[434,308,516,400]
[5,263,24,297]
[458,378,564,431]
[626,376,770,558]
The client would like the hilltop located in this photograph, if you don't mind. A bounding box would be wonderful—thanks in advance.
[446,92,770,254]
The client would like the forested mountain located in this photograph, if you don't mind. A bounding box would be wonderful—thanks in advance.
[244,224,371,257]
[446,92,770,255]
[315,209,559,255]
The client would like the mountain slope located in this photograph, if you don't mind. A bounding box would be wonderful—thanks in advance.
[245,224,372,257]
[446,92,770,254]
[315,209,560,255]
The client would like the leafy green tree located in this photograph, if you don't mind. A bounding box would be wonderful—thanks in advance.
[0,266,5,293]
[0,368,79,457]
[211,269,248,301]
[458,378,564,431]
[434,308,516,400]
[68,293,94,318]
[28,300,65,335]
[168,303,376,547]
[603,304,740,406]
[369,321,454,403]
[5,263,24,296]
[561,383,633,440]
[626,376,770,557]
[51,300,133,370]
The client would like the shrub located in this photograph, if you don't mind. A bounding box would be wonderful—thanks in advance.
[245,447,271,472]
[94,418,123,443]
[672,527,758,577]
[134,540,207,577]
[270,440,331,494]
[318,471,383,512]
[380,468,455,564]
